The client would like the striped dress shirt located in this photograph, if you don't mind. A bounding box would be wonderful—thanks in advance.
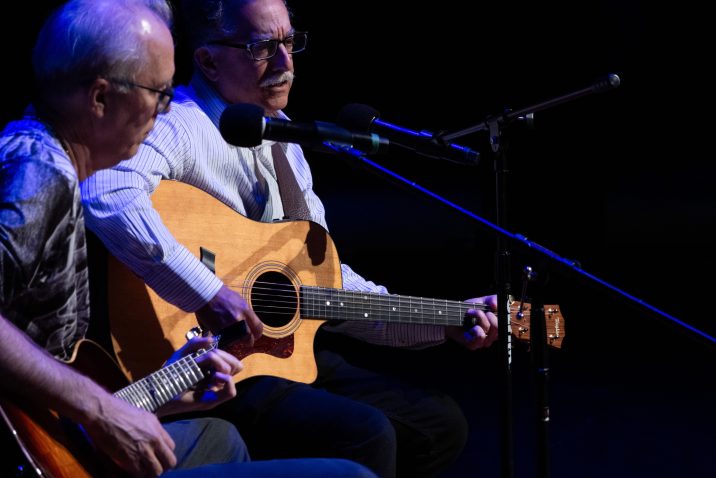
[81,73,445,348]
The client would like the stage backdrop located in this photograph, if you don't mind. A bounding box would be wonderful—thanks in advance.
[2,1,713,477]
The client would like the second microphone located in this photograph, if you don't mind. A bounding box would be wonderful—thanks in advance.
[220,103,389,154]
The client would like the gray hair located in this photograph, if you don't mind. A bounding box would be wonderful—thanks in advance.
[178,0,290,51]
[33,0,173,98]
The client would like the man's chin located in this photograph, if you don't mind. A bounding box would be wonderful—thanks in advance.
[262,96,290,115]
[110,144,139,167]
[261,87,290,109]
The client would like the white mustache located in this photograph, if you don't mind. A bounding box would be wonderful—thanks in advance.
[259,71,295,87]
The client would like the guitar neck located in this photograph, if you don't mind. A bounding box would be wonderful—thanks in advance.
[300,286,478,326]
[113,354,205,413]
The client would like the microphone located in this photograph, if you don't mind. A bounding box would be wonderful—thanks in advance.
[219,103,389,154]
[337,103,480,165]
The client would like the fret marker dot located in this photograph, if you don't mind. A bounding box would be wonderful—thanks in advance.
[392,307,396,311]
[364,313,369,318]
[325,301,331,306]
[340,302,344,307]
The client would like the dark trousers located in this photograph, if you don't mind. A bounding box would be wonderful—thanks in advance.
[207,335,469,478]
[164,417,377,478]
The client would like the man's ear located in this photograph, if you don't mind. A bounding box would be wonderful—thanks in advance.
[194,46,220,81]
[88,78,112,118]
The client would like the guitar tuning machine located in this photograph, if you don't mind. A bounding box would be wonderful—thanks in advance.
[523,266,537,282]
[517,265,537,319]
[185,326,204,341]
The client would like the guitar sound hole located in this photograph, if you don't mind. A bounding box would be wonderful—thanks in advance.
[250,271,297,328]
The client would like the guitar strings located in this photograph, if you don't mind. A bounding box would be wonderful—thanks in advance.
[219,278,559,335]
[245,280,486,326]
[239,280,492,312]
[116,348,215,415]
[241,280,557,335]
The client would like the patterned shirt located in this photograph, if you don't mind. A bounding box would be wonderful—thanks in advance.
[81,73,445,348]
[0,115,89,360]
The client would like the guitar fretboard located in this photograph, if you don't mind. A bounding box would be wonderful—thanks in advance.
[113,354,204,412]
[300,286,486,326]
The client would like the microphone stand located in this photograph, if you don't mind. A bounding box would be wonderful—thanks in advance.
[325,72,716,478]
[441,73,620,478]
[324,138,716,477]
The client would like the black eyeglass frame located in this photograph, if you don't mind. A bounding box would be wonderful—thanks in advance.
[108,79,175,113]
[208,31,308,61]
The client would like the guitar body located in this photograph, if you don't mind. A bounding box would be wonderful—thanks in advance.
[0,340,129,478]
[107,181,565,386]
[108,180,342,383]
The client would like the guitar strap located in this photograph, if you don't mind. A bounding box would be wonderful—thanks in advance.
[199,247,216,274]
[272,143,311,221]
[200,243,248,341]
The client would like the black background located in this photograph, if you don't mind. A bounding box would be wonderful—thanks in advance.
[2,1,715,477]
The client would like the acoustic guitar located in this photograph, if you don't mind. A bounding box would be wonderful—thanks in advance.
[107,180,565,384]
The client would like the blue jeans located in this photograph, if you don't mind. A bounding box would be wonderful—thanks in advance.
[163,417,377,477]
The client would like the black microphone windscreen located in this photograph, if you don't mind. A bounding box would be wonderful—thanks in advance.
[219,103,265,147]
[337,103,380,133]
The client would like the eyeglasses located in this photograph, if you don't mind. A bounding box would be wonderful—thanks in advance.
[209,31,308,61]
[109,79,174,114]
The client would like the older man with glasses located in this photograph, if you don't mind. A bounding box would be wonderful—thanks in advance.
[82,1,498,477]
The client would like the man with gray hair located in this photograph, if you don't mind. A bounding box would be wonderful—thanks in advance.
[0,1,377,477]
[82,0,499,476]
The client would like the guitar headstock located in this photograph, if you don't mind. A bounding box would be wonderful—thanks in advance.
[509,300,565,349]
